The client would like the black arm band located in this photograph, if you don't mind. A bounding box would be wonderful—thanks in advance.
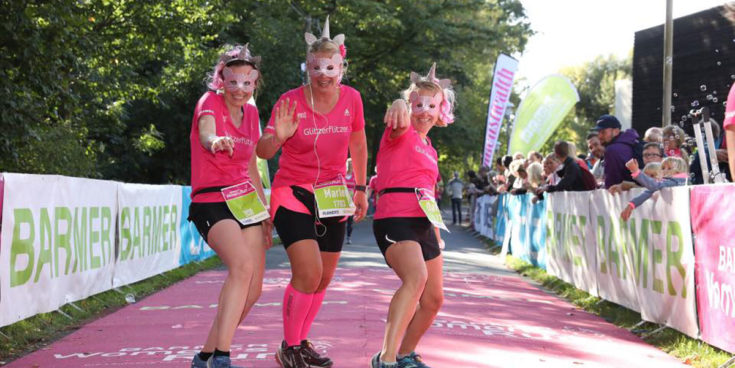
[355,185,367,192]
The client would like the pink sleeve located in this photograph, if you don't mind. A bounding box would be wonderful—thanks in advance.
[725,83,735,130]
[197,92,219,120]
[352,89,365,131]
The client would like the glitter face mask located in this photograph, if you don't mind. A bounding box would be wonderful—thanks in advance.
[222,67,259,93]
[306,53,343,78]
[409,91,443,119]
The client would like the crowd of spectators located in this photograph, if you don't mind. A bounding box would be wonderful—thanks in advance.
[448,113,733,224]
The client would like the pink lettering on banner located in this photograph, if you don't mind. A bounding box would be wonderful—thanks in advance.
[483,64,516,167]
[691,185,735,354]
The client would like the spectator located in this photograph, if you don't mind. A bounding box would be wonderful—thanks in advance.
[448,171,464,225]
[538,141,586,193]
[509,159,529,194]
[644,127,663,143]
[662,125,690,162]
[620,156,688,221]
[513,152,525,160]
[587,132,605,182]
[594,114,641,188]
[502,155,514,191]
[642,162,662,181]
[609,142,665,194]
[526,162,544,189]
[542,153,561,185]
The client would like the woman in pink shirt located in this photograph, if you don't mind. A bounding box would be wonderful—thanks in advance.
[370,64,454,368]
[256,17,367,368]
[187,44,272,368]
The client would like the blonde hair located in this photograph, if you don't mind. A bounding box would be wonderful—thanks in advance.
[662,125,686,147]
[401,81,455,127]
[307,39,347,83]
[527,162,544,188]
[661,156,688,175]
[508,159,526,177]
[643,162,662,179]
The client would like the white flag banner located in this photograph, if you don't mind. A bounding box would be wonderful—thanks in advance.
[114,183,182,287]
[545,191,598,296]
[592,187,697,337]
[482,54,518,167]
[0,173,117,327]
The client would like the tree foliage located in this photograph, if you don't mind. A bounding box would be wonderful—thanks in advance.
[1,0,533,184]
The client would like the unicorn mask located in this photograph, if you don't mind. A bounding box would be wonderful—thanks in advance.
[223,67,258,93]
[409,91,443,118]
[209,43,261,91]
[409,63,455,125]
[304,16,346,82]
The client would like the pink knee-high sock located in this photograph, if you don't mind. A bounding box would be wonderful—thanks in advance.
[283,283,314,346]
[299,290,326,341]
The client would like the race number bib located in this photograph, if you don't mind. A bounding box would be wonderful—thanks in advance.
[221,181,269,225]
[314,175,355,218]
[416,188,448,232]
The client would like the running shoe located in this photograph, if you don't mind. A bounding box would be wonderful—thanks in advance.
[396,352,430,368]
[300,339,333,367]
[276,340,308,368]
[371,352,399,368]
[191,353,208,368]
[346,237,352,244]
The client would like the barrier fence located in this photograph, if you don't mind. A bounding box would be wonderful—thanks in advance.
[0,173,213,327]
[473,185,735,354]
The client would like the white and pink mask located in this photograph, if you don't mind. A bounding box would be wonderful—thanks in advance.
[306,53,342,78]
[409,91,443,118]
[223,67,258,93]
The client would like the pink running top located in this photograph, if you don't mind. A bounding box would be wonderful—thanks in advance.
[374,126,439,219]
[190,92,260,203]
[265,85,365,189]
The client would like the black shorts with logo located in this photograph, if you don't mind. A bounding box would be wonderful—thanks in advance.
[188,201,261,241]
[273,186,346,252]
[372,217,441,262]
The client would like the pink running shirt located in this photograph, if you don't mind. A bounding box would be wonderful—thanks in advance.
[265,85,365,189]
[190,92,260,203]
[374,126,439,219]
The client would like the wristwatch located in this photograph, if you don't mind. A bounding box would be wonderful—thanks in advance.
[355,185,367,192]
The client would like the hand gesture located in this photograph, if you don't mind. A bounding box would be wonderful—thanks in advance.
[274,98,298,143]
[608,184,623,195]
[383,99,410,130]
[352,191,368,222]
[620,205,634,221]
[209,136,234,157]
[625,158,638,173]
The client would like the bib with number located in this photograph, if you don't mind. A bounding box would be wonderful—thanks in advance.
[221,181,269,225]
[314,175,355,218]
[416,188,448,232]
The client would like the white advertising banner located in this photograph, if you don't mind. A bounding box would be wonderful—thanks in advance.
[114,183,182,287]
[473,195,496,239]
[482,54,518,167]
[592,187,698,337]
[0,174,117,327]
[545,191,598,296]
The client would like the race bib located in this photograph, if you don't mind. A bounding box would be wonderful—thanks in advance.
[221,181,269,225]
[314,175,355,218]
[416,188,448,232]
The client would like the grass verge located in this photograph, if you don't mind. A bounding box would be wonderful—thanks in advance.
[504,255,733,368]
[0,256,223,364]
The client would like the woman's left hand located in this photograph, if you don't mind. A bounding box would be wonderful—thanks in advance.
[353,191,368,222]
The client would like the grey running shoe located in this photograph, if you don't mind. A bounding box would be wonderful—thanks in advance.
[397,352,430,368]
[371,352,398,368]
[300,339,333,367]
[276,340,308,368]
[191,353,208,368]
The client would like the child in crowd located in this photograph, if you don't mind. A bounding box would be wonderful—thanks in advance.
[620,156,688,221]
[642,162,662,181]
[662,125,689,162]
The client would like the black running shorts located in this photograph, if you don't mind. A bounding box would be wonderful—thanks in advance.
[272,186,346,252]
[372,217,441,262]
[188,201,262,241]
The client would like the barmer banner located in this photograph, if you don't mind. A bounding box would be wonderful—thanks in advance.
[691,185,735,353]
[115,183,182,287]
[0,174,117,327]
[508,75,579,155]
[482,54,518,167]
